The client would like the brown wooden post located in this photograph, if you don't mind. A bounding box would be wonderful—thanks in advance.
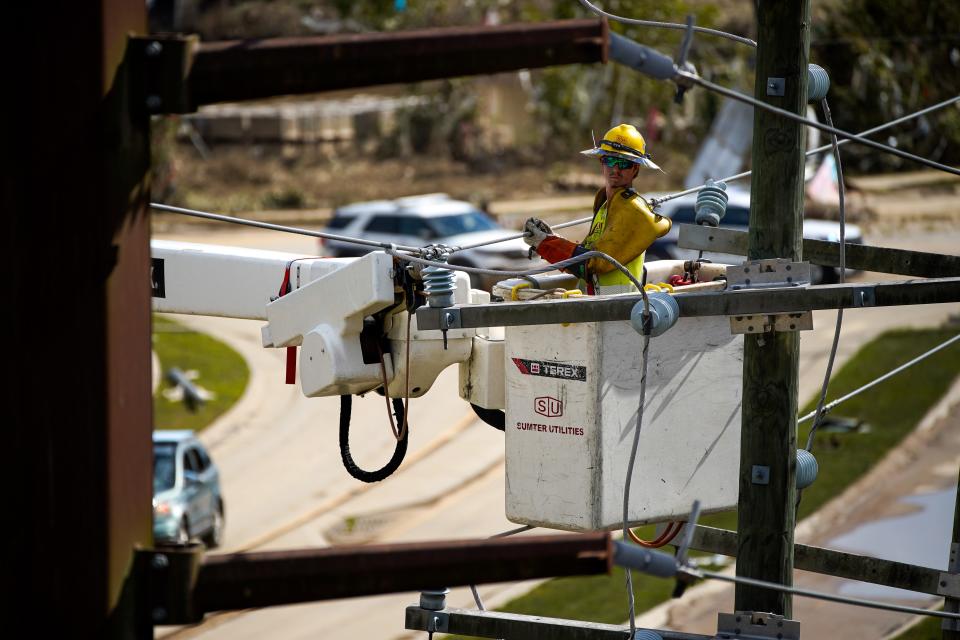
[734,0,811,617]
[4,2,154,637]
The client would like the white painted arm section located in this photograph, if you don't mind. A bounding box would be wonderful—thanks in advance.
[150,239,348,320]
[263,252,400,397]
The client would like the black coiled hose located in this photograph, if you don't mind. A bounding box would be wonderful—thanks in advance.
[338,395,409,483]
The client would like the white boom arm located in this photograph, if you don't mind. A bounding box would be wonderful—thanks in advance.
[151,240,486,399]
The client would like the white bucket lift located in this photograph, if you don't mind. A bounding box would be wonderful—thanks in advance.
[151,241,743,532]
[503,315,742,531]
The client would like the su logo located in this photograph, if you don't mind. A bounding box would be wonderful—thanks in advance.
[534,396,563,418]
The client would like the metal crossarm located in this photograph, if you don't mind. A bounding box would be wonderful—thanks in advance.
[416,277,960,330]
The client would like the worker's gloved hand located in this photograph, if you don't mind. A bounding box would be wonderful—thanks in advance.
[522,217,553,250]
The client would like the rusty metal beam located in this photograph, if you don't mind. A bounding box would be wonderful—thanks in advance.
[188,19,608,106]
[7,3,154,638]
[191,533,610,614]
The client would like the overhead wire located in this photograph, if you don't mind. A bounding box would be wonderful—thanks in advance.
[676,71,960,177]
[576,0,757,48]
[797,332,960,425]
[803,98,846,455]
[386,247,645,293]
[698,568,960,622]
[150,203,424,254]
[650,94,960,207]
[451,95,960,252]
[469,524,538,613]
[621,268,652,637]
[150,97,960,257]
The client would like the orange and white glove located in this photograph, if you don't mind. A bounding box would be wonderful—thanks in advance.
[522,217,554,250]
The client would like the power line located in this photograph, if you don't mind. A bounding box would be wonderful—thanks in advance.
[804,97,847,454]
[149,203,425,253]
[678,71,960,177]
[650,94,960,206]
[699,569,960,622]
[798,332,960,425]
[576,0,757,48]
[152,96,960,257]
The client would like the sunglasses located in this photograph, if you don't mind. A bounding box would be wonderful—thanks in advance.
[601,156,637,170]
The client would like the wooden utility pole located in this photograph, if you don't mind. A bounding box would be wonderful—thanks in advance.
[735,0,811,617]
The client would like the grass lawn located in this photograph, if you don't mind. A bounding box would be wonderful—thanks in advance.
[890,609,946,640]
[446,326,960,638]
[153,314,250,432]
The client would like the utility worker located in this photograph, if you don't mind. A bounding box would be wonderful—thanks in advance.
[523,124,671,294]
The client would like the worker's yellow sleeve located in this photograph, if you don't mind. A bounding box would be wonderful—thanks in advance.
[584,191,672,274]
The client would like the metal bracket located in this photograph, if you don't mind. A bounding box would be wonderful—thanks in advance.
[425,611,450,633]
[730,312,813,335]
[440,308,463,330]
[727,259,810,290]
[717,611,800,639]
[852,286,877,308]
[751,465,770,485]
[135,545,204,626]
[766,77,786,96]
[938,572,960,598]
[128,34,198,115]
[728,260,813,334]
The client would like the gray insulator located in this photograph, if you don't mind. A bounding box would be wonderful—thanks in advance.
[634,632,664,640]
[796,448,819,490]
[612,541,678,578]
[630,292,680,338]
[808,63,830,101]
[695,179,728,227]
[609,32,678,81]
[423,264,456,308]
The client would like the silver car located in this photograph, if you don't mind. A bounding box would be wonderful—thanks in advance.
[153,430,224,548]
[319,193,534,288]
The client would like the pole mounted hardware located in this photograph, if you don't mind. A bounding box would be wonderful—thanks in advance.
[717,611,800,640]
[726,259,813,335]
[128,35,198,116]
[135,545,205,626]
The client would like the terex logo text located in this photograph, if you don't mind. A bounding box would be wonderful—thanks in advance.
[534,396,563,418]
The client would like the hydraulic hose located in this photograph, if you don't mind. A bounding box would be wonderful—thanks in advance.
[339,395,409,483]
[470,403,505,431]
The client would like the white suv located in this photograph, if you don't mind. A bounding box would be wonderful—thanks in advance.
[647,187,863,284]
[320,193,535,288]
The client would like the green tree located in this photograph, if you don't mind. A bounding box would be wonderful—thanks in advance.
[812,0,960,172]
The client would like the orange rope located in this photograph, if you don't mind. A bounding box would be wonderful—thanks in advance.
[626,521,683,548]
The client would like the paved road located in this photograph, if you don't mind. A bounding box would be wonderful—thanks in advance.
[154,223,959,639]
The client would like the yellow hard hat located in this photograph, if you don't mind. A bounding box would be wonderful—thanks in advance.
[581,123,660,170]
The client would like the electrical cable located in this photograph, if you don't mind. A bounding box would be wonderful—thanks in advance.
[698,569,960,622]
[622,268,652,637]
[375,322,411,441]
[469,524,537,613]
[797,332,960,425]
[626,521,683,548]
[151,96,960,256]
[338,394,409,483]
[576,0,757,48]
[649,94,960,206]
[149,203,425,254]
[677,71,960,177]
[386,248,645,294]
[804,98,846,455]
